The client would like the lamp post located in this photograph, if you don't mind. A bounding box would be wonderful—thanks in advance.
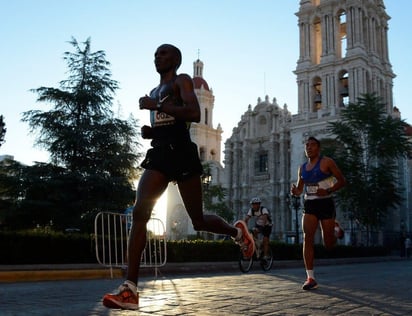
[200,165,212,239]
[292,195,300,244]
[286,193,300,244]
[172,220,180,240]
[400,219,406,257]
[201,165,212,202]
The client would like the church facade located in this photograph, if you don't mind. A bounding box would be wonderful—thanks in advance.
[166,0,411,245]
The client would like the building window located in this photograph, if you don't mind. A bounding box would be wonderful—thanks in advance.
[338,10,347,59]
[254,151,268,174]
[199,147,205,161]
[313,79,322,111]
[339,72,349,106]
[313,17,322,64]
[205,108,208,125]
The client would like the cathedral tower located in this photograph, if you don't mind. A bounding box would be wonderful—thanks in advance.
[294,0,394,115]
[288,0,402,244]
[190,58,223,167]
[291,0,395,184]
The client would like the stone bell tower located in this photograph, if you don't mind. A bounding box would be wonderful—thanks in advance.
[190,58,223,167]
[290,0,395,182]
[286,0,399,244]
[294,0,394,115]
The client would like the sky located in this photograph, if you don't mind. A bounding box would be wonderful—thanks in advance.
[1,0,411,167]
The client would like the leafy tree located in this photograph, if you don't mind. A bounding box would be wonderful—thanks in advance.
[326,93,411,240]
[202,163,233,223]
[8,162,70,229]
[0,115,6,147]
[0,158,24,228]
[18,37,142,231]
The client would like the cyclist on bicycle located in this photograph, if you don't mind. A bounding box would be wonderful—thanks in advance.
[244,197,272,258]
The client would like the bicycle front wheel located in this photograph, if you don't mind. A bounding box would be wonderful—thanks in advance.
[239,251,253,273]
[260,248,273,271]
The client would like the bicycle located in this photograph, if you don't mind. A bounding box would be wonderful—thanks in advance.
[238,231,273,273]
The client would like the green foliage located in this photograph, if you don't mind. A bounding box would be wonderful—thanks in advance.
[0,115,6,147]
[0,230,96,264]
[326,93,411,232]
[202,163,234,223]
[0,231,390,264]
[1,38,143,232]
[21,37,142,173]
[203,184,234,223]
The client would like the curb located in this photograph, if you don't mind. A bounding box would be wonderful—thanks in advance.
[0,268,123,283]
[0,256,404,283]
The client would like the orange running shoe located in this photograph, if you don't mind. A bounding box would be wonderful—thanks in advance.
[302,277,318,290]
[234,220,255,258]
[103,283,139,310]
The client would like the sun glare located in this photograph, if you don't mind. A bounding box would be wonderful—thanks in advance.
[153,192,167,225]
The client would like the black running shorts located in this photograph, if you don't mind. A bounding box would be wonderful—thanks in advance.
[140,141,203,182]
[303,198,336,220]
[255,224,272,237]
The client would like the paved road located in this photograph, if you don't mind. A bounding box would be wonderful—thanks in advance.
[1,260,411,315]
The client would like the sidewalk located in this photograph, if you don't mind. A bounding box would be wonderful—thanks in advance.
[2,258,411,315]
[0,256,404,283]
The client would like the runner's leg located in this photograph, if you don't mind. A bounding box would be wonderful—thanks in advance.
[177,175,238,237]
[127,169,169,284]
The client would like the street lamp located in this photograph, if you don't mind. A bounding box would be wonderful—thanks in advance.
[200,165,212,239]
[201,166,212,203]
[292,195,300,244]
[286,193,300,244]
[201,171,212,188]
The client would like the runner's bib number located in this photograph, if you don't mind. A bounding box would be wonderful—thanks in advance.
[151,110,175,126]
[306,184,319,195]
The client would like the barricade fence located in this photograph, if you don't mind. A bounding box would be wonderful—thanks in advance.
[94,212,167,274]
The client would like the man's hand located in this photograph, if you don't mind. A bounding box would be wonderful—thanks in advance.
[139,95,156,110]
[291,184,300,196]
[141,125,153,139]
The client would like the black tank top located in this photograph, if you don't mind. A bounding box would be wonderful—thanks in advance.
[149,77,192,146]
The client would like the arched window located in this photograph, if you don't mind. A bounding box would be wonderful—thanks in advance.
[313,17,322,64]
[313,77,322,111]
[254,150,268,175]
[199,147,205,161]
[339,72,349,106]
[338,10,347,58]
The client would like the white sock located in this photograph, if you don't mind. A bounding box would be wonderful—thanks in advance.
[236,227,242,240]
[124,280,137,294]
[306,270,315,279]
[232,227,242,240]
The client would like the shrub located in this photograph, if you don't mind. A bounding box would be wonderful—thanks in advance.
[0,231,391,264]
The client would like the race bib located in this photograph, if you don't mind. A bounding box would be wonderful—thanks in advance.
[151,110,176,127]
[306,183,319,195]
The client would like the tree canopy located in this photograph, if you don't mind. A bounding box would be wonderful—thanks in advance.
[0,115,6,148]
[1,38,143,232]
[326,93,411,232]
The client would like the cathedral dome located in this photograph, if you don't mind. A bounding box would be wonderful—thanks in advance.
[193,76,210,91]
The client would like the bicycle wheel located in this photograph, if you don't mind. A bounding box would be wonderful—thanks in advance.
[260,247,273,271]
[239,250,253,273]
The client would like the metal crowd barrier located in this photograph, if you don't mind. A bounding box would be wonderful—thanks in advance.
[94,211,167,277]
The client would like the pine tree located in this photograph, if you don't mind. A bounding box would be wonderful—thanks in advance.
[19,38,142,231]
